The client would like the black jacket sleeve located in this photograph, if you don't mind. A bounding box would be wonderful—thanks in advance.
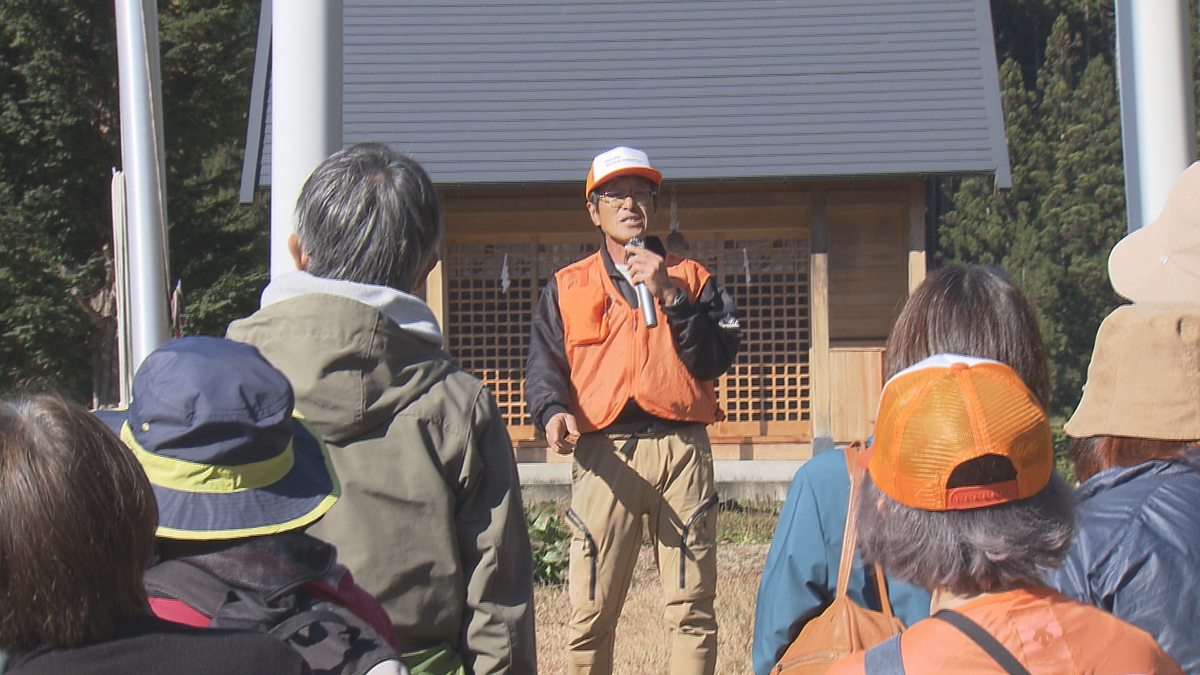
[524,277,572,431]
[663,275,741,381]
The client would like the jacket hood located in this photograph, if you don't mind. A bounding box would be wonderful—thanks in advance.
[262,271,443,347]
[228,276,457,444]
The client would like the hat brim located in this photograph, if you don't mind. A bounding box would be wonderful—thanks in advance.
[1108,162,1200,303]
[1109,225,1200,304]
[585,166,663,197]
[1064,303,1200,440]
[95,408,340,540]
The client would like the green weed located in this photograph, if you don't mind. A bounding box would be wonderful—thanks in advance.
[526,502,570,585]
[716,500,781,546]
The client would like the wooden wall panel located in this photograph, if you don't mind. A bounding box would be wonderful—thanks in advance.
[693,229,812,442]
[830,347,884,441]
[827,198,908,341]
[443,233,600,441]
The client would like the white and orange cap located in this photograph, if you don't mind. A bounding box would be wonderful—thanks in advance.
[585,146,663,197]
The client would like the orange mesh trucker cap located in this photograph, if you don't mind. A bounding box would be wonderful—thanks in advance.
[584,146,663,197]
[865,354,1053,511]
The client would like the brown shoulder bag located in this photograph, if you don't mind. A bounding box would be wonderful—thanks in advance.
[771,441,905,674]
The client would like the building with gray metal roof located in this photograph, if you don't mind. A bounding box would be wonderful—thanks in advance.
[242,0,1011,470]
[245,0,1009,193]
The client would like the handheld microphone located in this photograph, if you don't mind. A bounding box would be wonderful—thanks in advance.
[626,237,658,328]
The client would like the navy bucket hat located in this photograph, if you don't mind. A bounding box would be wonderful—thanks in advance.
[95,336,339,540]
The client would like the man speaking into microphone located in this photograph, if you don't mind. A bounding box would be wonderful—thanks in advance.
[526,146,741,675]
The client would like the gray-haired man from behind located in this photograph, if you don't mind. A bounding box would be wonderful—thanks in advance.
[228,142,537,675]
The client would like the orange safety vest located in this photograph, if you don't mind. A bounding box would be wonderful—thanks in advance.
[555,251,719,433]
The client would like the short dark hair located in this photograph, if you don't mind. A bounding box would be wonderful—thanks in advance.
[1068,435,1197,483]
[884,264,1050,409]
[0,394,158,652]
[856,470,1074,596]
[295,142,442,292]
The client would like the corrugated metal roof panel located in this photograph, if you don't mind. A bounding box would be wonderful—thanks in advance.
[252,0,1009,191]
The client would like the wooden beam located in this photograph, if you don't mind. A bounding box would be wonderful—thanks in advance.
[809,186,831,447]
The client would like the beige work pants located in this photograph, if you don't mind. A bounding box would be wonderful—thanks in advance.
[565,424,719,675]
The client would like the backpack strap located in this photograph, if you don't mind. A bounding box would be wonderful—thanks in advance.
[269,609,359,640]
[932,609,1032,675]
[835,441,865,598]
[144,559,237,619]
[269,607,399,675]
[862,633,905,675]
[839,442,896,626]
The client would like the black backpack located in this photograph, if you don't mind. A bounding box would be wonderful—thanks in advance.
[145,544,399,675]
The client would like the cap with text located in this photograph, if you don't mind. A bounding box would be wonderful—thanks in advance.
[865,354,1052,511]
[585,146,663,197]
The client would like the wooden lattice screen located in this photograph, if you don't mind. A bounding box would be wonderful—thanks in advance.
[444,235,598,440]
[689,231,811,440]
[445,230,810,443]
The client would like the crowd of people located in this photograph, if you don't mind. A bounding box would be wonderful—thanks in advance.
[0,144,1195,675]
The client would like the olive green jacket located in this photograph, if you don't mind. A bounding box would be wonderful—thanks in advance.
[228,272,536,675]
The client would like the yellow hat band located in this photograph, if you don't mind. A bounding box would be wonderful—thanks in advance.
[121,422,295,494]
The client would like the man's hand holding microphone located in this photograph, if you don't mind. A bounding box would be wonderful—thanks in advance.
[625,236,682,318]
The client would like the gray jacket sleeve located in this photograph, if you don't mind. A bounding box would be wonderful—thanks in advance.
[454,387,538,674]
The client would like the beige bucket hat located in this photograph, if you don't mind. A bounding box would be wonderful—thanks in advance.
[1065,303,1200,440]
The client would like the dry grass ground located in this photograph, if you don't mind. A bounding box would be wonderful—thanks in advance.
[534,541,771,675]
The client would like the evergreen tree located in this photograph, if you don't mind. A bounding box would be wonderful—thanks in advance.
[938,15,1126,418]
[158,0,268,338]
[990,0,1115,91]
[1193,0,1200,147]
[0,2,119,400]
[0,0,265,401]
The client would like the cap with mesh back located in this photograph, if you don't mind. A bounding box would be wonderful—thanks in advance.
[584,146,662,197]
[865,354,1053,511]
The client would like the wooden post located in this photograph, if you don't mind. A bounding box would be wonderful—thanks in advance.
[809,186,831,453]
[908,179,927,293]
[425,258,448,333]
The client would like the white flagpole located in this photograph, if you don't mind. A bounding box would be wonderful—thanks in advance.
[1115,0,1196,232]
[114,0,171,369]
[271,0,343,278]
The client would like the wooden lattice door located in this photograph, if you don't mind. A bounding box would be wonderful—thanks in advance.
[444,234,598,441]
[687,231,811,441]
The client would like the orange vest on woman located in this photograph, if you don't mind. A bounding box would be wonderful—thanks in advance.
[555,252,719,433]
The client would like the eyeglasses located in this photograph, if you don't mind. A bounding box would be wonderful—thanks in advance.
[597,189,656,205]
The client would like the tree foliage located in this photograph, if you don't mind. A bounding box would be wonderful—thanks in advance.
[0,0,265,402]
[157,0,268,338]
[0,2,119,399]
[937,3,1174,420]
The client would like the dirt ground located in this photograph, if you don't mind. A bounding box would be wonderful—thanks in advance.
[534,543,770,675]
